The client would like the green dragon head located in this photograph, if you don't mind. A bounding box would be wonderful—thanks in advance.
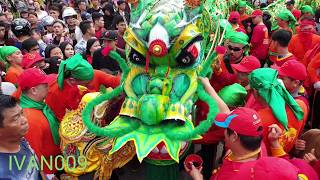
[81,0,235,164]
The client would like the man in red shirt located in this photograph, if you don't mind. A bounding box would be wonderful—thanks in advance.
[186,107,265,180]
[276,60,309,107]
[250,9,269,64]
[228,11,246,34]
[269,29,296,66]
[18,68,60,178]
[238,1,249,27]
[92,12,106,39]
[246,68,307,153]
[46,54,94,121]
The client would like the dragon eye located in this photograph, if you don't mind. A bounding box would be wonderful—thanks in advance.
[133,53,141,62]
[176,42,200,67]
[129,49,145,65]
[181,57,191,64]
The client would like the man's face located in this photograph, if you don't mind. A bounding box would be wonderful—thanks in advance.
[286,4,294,11]
[279,75,299,93]
[21,12,29,19]
[7,50,23,65]
[88,23,96,36]
[65,16,77,27]
[49,10,60,20]
[0,105,29,140]
[119,3,126,11]
[226,42,245,63]
[239,7,246,14]
[104,40,117,50]
[53,23,64,36]
[116,22,126,33]
[252,16,260,25]
[29,45,40,54]
[79,2,87,11]
[50,47,64,59]
[32,83,49,100]
[28,14,38,25]
[0,26,6,39]
[237,72,250,87]
[91,0,100,6]
[276,18,287,28]
[95,17,104,28]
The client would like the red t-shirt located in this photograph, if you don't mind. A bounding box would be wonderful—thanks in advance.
[250,24,269,61]
[46,80,85,121]
[86,70,120,92]
[269,53,296,67]
[24,108,61,174]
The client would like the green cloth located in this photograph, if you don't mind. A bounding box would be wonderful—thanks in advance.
[300,5,314,15]
[277,10,296,22]
[0,46,19,62]
[249,68,304,130]
[218,83,247,107]
[57,54,94,89]
[20,93,60,145]
[238,1,246,8]
[226,31,249,46]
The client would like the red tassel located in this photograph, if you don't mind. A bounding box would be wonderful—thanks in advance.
[146,51,150,73]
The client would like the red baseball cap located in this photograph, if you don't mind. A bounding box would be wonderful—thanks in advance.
[231,56,261,73]
[292,9,301,20]
[228,11,240,22]
[214,107,263,137]
[277,60,307,81]
[18,68,53,90]
[22,53,45,69]
[236,157,299,180]
[251,10,263,17]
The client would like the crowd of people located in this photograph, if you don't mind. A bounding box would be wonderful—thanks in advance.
[0,0,319,179]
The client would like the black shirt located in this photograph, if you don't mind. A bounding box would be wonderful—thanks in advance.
[92,47,121,75]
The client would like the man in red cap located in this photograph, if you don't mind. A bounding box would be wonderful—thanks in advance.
[289,15,320,67]
[250,9,269,64]
[276,60,309,106]
[228,11,246,34]
[22,53,49,70]
[17,68,61,179]
[186,107,266,180]
[231,55,261,87]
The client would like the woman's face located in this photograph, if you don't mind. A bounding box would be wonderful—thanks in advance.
[53,22,64,35]
[64,44,74,59]
[50,47,63,59]
[90,41,101,54]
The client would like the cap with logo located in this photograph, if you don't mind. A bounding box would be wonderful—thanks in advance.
[100,30,118,41]
[17,68,53,90]
[22,53,45,69]
[277,60,307,81]
[214,107,263,137]
[231,55,261,73]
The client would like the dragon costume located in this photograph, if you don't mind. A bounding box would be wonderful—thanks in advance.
[59,0,318,179]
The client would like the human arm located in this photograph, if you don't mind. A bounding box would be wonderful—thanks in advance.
[199,77,230,114]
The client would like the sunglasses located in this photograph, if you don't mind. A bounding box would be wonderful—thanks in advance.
[228,45,244,52]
